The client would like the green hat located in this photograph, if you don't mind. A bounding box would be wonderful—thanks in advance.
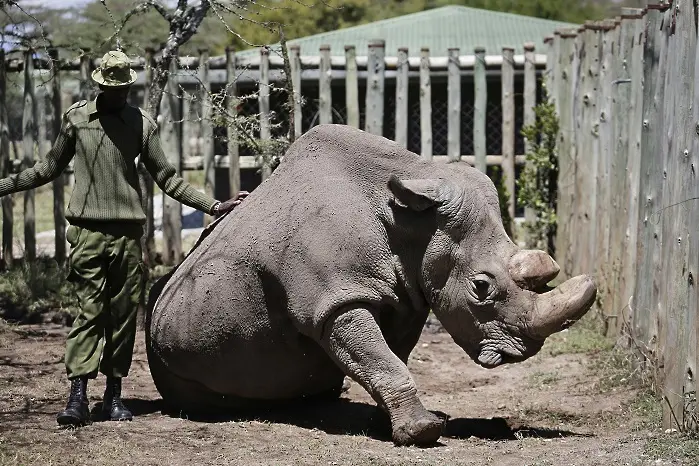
[91,50,137,87]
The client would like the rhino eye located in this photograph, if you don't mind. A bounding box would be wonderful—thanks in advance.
[471,274,494,300]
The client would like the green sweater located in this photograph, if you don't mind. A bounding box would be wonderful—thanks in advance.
[0,97,217,224]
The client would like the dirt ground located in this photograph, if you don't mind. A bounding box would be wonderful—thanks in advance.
[0,321,694,466]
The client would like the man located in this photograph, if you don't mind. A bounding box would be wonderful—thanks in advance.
[0,50,247,426]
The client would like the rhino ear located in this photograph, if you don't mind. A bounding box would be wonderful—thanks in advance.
[388,175,450,211]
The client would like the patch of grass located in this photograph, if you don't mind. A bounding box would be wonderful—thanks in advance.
[542,326,614,357]
[0,257,78,324]
[628,390,663,431]
[541,309,614,357]
[0,317,16,349]
[588,342,657,395]
[517,405,626,431]
[528,371,561,387]
[644,433,699,464]
[519,406,591,427]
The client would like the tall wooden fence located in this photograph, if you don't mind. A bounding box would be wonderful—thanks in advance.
[0,41,544,267]
[547,3,698,431]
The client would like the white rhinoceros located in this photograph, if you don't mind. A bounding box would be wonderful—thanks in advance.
[145,124,596,446]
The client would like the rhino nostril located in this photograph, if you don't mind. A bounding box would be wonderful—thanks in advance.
[531,284,555,294]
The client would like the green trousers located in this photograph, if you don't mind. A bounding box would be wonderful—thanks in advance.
[64,221,145,380]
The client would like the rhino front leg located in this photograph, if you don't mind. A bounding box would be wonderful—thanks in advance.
[321,306,445,446]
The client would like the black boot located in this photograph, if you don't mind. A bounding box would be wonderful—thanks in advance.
[56,376,89,426]
[102,377,132,421]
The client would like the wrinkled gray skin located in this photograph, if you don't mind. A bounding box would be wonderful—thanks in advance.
[146,124,597,446]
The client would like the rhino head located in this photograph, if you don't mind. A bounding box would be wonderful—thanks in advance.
[388,173,596,368]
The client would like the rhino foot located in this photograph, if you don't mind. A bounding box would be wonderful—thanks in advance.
[392,410,445,446]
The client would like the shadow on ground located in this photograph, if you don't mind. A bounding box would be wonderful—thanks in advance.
[108,397,592,444]
[444,417,592,440]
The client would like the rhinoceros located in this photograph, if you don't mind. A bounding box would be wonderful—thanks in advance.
[145,124,596,446]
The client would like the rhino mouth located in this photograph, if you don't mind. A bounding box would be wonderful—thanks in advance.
[476,347,528,368]
[477,349,505,368]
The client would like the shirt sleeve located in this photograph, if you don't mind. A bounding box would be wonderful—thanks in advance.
[0,113,76,196]
[142,123,218,214]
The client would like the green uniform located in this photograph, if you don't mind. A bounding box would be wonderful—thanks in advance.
[0,96,218,379]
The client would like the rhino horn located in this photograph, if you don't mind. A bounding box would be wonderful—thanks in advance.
[529,275,597,339]
[509,250,560,289]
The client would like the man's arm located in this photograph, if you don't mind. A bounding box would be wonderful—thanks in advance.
[142,124,249,216]
[142,124,219,215]
[0,114,76,197]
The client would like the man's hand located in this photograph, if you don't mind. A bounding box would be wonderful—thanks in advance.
[213,191,250,217]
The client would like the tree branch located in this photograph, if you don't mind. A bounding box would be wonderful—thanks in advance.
[178,0,211,44]
[149,0,173,22]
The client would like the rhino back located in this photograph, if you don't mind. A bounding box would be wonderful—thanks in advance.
[151,124,484,342]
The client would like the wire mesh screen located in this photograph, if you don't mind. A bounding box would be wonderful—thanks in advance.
[286,75,528,157]
[197,72,533,199]
[206,73,529,160]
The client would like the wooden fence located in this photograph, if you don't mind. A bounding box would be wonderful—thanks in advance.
[0,41,544,267]
[547,3,698,431]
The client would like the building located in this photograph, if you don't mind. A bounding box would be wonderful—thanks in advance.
[222,5,576,162]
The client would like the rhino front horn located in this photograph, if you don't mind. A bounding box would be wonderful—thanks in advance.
[509,250,560,289]
[530,275,597,339]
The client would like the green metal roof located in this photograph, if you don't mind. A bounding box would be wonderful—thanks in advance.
[238,5,577,58]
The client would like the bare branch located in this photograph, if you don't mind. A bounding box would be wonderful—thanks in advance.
[209,0,277,49]
[278,24,295,144]
[178,0,211,44]
[98,0,173,51]
[149,0,173,22]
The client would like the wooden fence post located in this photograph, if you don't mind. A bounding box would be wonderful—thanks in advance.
[290,45,303,137]
[259,47,272,180]
[523,42,537,246]
[633,4,670,384]
[161,58,183,265]
[474,46,486,173]
[79,49,93,102]
[199,48,216,225]
[142,47,156,265]
[345,45,359,129]
[595,20,620,329]
[395,47,409,148]
[688,3,699,433]
[181,71,195,161]
[319,45,332,125]
[22,49,37,262]
[49,48,66,265]
[654,4,697,429]
[620,10,645,342]
[0,48,11,268]
[365,39,385,136]
[607,15,634,333]
[419,47,432,160]
[226,46,241,199]
[553,30,579,276]
[37,88,48,156]
[72,51,92,189]
[447,48,461,162]
[501,47,515,232]
[573,25,601,280]
[143,47,155,113]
